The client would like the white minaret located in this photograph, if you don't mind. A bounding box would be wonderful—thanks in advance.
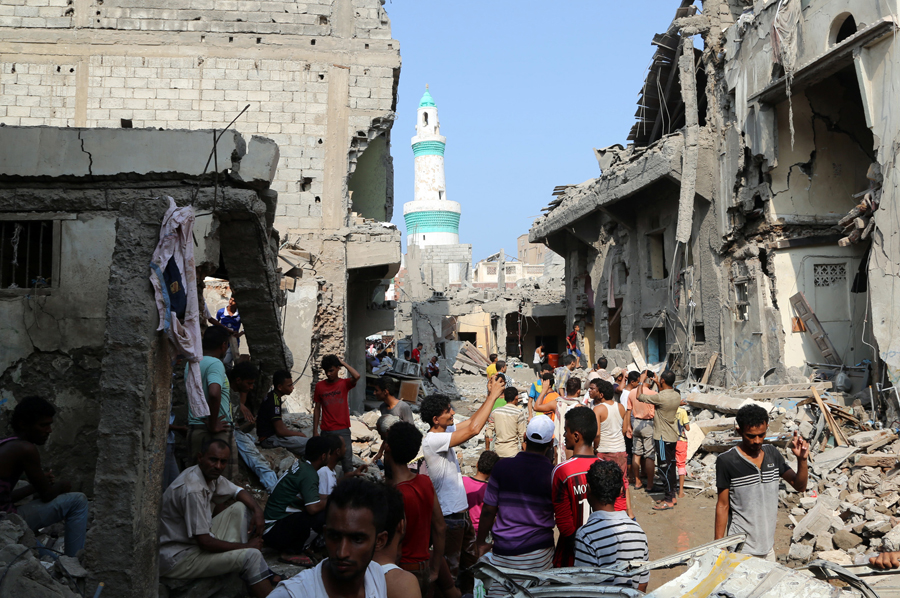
[404,86,462,249]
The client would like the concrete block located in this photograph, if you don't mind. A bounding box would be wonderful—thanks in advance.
[833,529,863,550]
[789,542,813,561]
[0,126,247,178]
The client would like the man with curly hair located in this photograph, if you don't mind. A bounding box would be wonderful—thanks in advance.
[420,375,504,591]
[574,460,649,591]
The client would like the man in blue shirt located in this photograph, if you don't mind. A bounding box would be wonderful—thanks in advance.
[210,296,243,368]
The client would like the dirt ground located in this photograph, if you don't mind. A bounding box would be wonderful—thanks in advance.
[632,481,794,590]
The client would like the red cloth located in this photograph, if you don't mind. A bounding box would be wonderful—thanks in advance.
[396,474,435,564]
[551,454,598,567]
[313,378,353,431]
[411,348,421,363]
[462,476,488,532]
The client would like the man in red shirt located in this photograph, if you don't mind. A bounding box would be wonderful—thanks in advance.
[411,343,423,363]
[384,420,447,598]
[551,406,599,567]
[313,354,360,473]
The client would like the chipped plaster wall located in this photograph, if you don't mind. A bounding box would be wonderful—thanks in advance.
[0,126,286,598]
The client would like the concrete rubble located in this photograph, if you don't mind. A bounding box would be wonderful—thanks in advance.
[672,377,900,572]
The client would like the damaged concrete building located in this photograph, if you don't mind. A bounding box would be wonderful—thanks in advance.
[530,0,899,398]
[0,0,403,413]
[0,126,285,596]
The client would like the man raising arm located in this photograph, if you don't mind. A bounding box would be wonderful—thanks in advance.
[714,404,808,560]
[420,375,505,592]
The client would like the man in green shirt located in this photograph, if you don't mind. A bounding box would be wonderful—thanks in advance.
[186,326,238,478]
[634,370,682,510]
[262,436,330,565]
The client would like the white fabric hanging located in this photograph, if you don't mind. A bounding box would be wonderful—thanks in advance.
[149,197,208,418]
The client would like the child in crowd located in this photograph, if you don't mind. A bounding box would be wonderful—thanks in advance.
[463,450,500,534]
[676,405,691,498]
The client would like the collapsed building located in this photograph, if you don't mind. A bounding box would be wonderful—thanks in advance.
[530,0,899,402]
[0,126,284,596]
[0,0,403,413]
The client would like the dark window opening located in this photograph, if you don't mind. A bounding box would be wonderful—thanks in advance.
[1,220,54,289]
[608,297,623,349]
[735,282,750,321]
[458,332,477,344]
[694,324,706,343]
[423,112,428,126]
[120,118,132,128]
[836,15,857,44]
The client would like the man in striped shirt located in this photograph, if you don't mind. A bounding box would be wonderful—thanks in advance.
[574,460,649,591]
[715,404,808,559]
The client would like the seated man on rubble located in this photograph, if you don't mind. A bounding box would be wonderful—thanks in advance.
[262,436,331,566]
[0,396,89,558]
[159,439,278,598]
[256,370,308,457]
[715,404,809,560]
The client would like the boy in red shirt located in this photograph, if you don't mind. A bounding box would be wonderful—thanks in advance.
[551,406,599,567]
[384,420,447,598]
[312,354,360,473]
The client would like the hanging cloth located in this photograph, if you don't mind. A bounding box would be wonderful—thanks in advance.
[149,197,208,418]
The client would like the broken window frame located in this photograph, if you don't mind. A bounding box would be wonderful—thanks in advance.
[646,227,669,280]
[734,279,750,322]
[0,213,67,296]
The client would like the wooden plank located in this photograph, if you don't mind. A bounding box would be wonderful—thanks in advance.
[730,382,832,400]
[790,292,842,365]
[628,341,647,371]
[812,387,847,446]
[855,453,899,468]
[699,352,718,385]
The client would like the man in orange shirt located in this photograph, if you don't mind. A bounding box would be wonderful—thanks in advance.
[623,371,657,491]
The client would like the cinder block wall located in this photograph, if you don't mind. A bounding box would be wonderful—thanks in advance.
[0,0,400,235]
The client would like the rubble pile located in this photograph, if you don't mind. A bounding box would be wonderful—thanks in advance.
[0,514,84,598]
[678,380,900,566]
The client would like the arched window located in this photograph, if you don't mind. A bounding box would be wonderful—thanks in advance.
[832,13,857,45]
[423,112,429,126]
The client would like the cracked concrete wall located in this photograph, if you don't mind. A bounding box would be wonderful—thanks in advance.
[0,125,286,598]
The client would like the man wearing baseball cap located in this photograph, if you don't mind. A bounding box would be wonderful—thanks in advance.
[475,415,556,583]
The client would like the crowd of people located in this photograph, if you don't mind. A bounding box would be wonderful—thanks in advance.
[5,311,900,597]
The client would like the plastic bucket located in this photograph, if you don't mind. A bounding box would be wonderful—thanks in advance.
[548,353,559,368]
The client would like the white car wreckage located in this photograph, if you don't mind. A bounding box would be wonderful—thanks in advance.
[471,535,900,598]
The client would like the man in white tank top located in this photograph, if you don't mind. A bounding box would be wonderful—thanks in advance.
[589,380,627,470]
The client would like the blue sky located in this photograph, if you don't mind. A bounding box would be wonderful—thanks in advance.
[386,0,679,262]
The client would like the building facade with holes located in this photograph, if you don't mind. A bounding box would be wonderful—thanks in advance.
[530,0,898,392]
[0,0,403,410]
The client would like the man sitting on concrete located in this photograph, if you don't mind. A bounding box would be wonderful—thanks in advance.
[159,439,276,597]
[229,362,279,493]
[269,478,390,598]
[257,370,308,457]
[262,436,331,565]
[0,396,89,558]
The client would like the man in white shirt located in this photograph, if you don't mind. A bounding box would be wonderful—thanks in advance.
[269,478,390,598]
[419,375,504,591]
[159,439,276,597]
